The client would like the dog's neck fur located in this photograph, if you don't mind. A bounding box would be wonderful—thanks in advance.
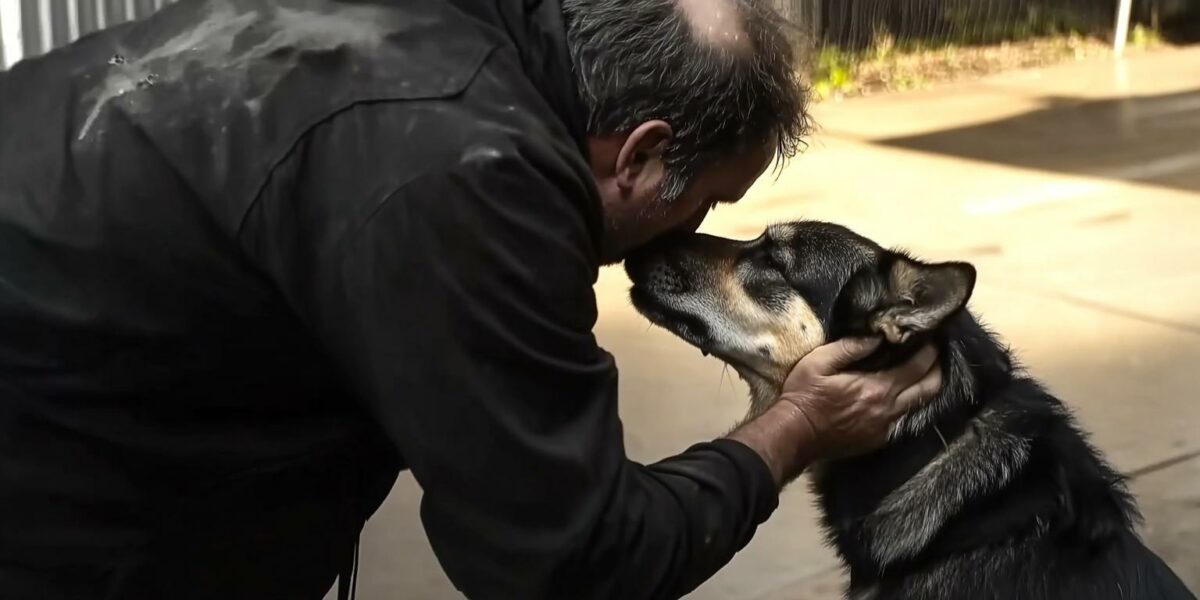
[746,376,785,418]
[748,311,1028,572]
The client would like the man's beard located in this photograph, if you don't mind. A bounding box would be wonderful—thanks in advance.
[599,171,688,266]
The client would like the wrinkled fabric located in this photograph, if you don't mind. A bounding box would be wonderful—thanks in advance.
[0,0,779,598]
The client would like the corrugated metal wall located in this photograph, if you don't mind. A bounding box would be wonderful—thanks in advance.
[0,0,828,71]
[0,0,1134,72]
[775,0,822,37]
[0,0,176,69]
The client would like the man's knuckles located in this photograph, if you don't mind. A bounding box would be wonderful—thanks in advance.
[856,380,892,404]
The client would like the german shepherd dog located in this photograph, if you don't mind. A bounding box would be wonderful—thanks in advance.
[624,221,1195,600]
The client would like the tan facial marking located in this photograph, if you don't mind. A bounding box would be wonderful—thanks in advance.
[773,298,825,371]
[712,264,825,417]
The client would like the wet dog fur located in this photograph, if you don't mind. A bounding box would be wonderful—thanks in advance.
[624,221,1195,600]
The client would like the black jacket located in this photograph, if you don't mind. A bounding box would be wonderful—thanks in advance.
[0,1,778,598]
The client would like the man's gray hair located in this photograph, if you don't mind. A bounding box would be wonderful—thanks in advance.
[562,0,811,203]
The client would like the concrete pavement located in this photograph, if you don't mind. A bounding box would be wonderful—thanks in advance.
[332,46,1200,599]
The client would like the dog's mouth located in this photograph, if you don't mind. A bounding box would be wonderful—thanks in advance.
[628,285,713,356]
[628,286,779,383]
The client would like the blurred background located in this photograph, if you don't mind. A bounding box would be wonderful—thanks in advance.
[3,0,1198,598]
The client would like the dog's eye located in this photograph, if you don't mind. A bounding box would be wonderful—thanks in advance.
[768,251,787,273]
[749,246,786,274]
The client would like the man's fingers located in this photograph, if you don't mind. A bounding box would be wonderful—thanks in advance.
[811,336,882,374]
[894,361,943,413]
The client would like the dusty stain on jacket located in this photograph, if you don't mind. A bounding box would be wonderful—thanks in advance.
[78,0,395,140]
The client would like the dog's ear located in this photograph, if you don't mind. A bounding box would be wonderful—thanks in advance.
[871,255,976,344]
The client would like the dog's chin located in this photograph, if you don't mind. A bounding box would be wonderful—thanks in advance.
[721,355,784,394]
[716,355,788,418]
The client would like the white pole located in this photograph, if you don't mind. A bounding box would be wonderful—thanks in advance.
[37,0,52,53]
[0,0,22,68]
[65,0,80,42]
[1114,0,1133,58]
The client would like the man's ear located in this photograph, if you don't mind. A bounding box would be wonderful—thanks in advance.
[615,120,672,192]
[871,255,977,344]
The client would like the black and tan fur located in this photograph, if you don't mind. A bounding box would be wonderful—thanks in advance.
[624,221,1195,600]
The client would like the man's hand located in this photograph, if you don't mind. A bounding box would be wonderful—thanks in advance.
[727,337,941,486]
[781,336,940,462]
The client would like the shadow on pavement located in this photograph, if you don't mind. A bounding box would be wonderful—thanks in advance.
[873,88,1200,194]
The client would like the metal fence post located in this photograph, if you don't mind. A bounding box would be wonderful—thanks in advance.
[0,0,22,68]
[1114,0,1133,57]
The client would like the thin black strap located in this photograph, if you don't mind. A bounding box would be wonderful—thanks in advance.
[337,538,360,600]
[350,540,360,600]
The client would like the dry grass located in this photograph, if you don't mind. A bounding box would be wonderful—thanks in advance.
[809,26,1169,102]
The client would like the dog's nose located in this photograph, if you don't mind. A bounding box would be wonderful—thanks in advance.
[646,260,691,295]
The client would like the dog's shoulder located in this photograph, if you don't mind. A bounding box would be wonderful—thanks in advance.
[1011,376,1141,542]
[840,372,1154,590]
[929,375,1139,551]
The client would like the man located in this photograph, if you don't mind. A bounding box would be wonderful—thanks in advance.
[0,0,940,598]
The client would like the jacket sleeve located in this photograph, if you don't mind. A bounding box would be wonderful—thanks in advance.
[240,102,779,599]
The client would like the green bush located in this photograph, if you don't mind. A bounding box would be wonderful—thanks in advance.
[812,47,859,99]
